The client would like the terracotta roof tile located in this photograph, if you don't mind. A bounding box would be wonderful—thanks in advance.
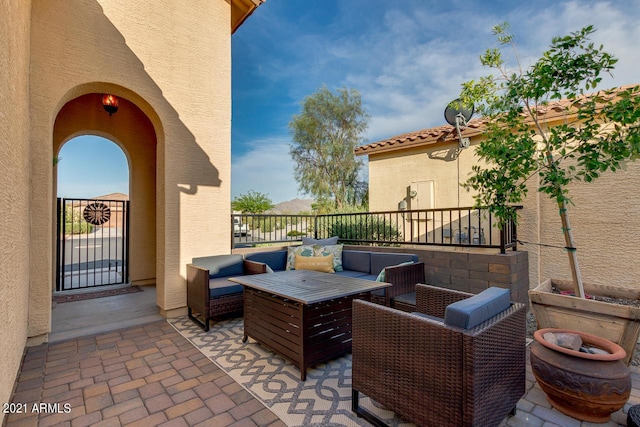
[355,84,638,156]
[355,119,487,156]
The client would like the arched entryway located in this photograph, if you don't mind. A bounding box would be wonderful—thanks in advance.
[53,92,158,291]
[56,136,130,289]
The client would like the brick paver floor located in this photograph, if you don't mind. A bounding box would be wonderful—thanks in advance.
[4,318,640,427]
[3,320,285,427]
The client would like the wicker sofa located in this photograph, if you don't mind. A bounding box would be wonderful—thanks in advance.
[351,284,526,427]
[187,254,265,331]
[187,249,426,332]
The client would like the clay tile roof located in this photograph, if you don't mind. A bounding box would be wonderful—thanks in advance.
[355,84,638,157]
[354,119,487,156]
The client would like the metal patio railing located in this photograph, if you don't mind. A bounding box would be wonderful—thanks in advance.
[232,206,520,253]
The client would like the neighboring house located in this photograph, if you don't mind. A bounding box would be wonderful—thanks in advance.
[93,192,129,201]
[0,0,264,416]
[62,193,129,230]
[355,87,640,296]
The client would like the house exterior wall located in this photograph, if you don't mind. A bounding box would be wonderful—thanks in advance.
[365,129,640,294]
[1,0,259,420]
[0,0,32,415]
[367,143,503,245]
[27,0,234,341]
[521,161,640,291]
[368,144,479,212]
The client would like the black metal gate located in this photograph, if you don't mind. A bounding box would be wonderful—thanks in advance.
[56,198,129,291]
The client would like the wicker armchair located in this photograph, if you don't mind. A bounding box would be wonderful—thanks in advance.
[370,261,425,308]
[352,284,526,427]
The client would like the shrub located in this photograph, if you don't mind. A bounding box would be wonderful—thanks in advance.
[324,215,401,246]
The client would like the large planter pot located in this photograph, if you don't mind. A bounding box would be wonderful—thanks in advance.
[529,278,640,365]
[530,328,631,423]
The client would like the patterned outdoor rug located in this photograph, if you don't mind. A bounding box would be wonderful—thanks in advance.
[170,316,413,427]
[53,285,142,303]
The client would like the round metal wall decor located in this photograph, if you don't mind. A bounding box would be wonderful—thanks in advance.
[83,202,111,225]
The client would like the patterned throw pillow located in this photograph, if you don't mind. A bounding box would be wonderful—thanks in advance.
[320,244,343,272]
[286,244,344,271]
[375,261,414,282]
[294,254,335,273]
[286,245,315,270]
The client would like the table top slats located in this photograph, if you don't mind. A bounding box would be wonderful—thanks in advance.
[229,270,391,304]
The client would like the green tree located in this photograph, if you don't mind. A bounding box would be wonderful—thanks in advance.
[231,190,274,214]
[289,86,369,210]
[460,23,640,298]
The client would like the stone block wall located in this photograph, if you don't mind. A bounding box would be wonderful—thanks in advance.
[235,245,530,306]
[347,246,529,306]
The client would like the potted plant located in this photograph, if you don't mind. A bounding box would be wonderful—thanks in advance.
[530,328,631,422]
[459,23,640,363]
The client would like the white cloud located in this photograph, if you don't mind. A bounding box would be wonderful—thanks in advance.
[345,0,640,143]
[231,137,303,204]
[232,0,640,201]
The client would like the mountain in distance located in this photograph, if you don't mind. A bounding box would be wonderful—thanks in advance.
[269,198,314,214]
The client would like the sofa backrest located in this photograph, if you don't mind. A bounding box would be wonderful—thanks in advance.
[192,254,244,278]
[245,250,287,271]
[301,236,339,246]
[342,250,371,273]
[370,252,419,276]
[243,248,419,276]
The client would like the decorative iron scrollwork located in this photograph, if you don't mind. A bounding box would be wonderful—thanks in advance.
[83,202,111,225]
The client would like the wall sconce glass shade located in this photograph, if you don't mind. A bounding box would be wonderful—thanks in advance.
[102,94,119,116]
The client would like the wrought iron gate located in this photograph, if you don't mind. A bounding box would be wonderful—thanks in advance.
[56,198,129,291]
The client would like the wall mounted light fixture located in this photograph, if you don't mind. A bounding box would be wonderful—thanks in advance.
[102,94,119,116]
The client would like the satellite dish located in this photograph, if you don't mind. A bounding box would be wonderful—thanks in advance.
[444,99,474,149]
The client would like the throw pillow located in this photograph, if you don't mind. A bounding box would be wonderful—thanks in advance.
[375,261,414,282]
[286,244,344,271]
[301,236,339,246]
[294,254,335,273]
[320,244,344,272]
[286,245,315,270]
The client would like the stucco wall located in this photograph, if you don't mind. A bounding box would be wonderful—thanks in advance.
[368,144,479,212]
[27,0,233,340]
[519,161,640,291]
[0,0,32,418]
[367,143,502,245]
[366,132,640,292]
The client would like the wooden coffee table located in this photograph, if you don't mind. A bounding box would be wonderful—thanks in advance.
[229,270,390,380]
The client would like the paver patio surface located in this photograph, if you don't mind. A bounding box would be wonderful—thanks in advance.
[4,320,285,427]
[4,286,639,427]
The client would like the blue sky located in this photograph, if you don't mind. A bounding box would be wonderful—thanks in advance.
[58,0,640,202]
